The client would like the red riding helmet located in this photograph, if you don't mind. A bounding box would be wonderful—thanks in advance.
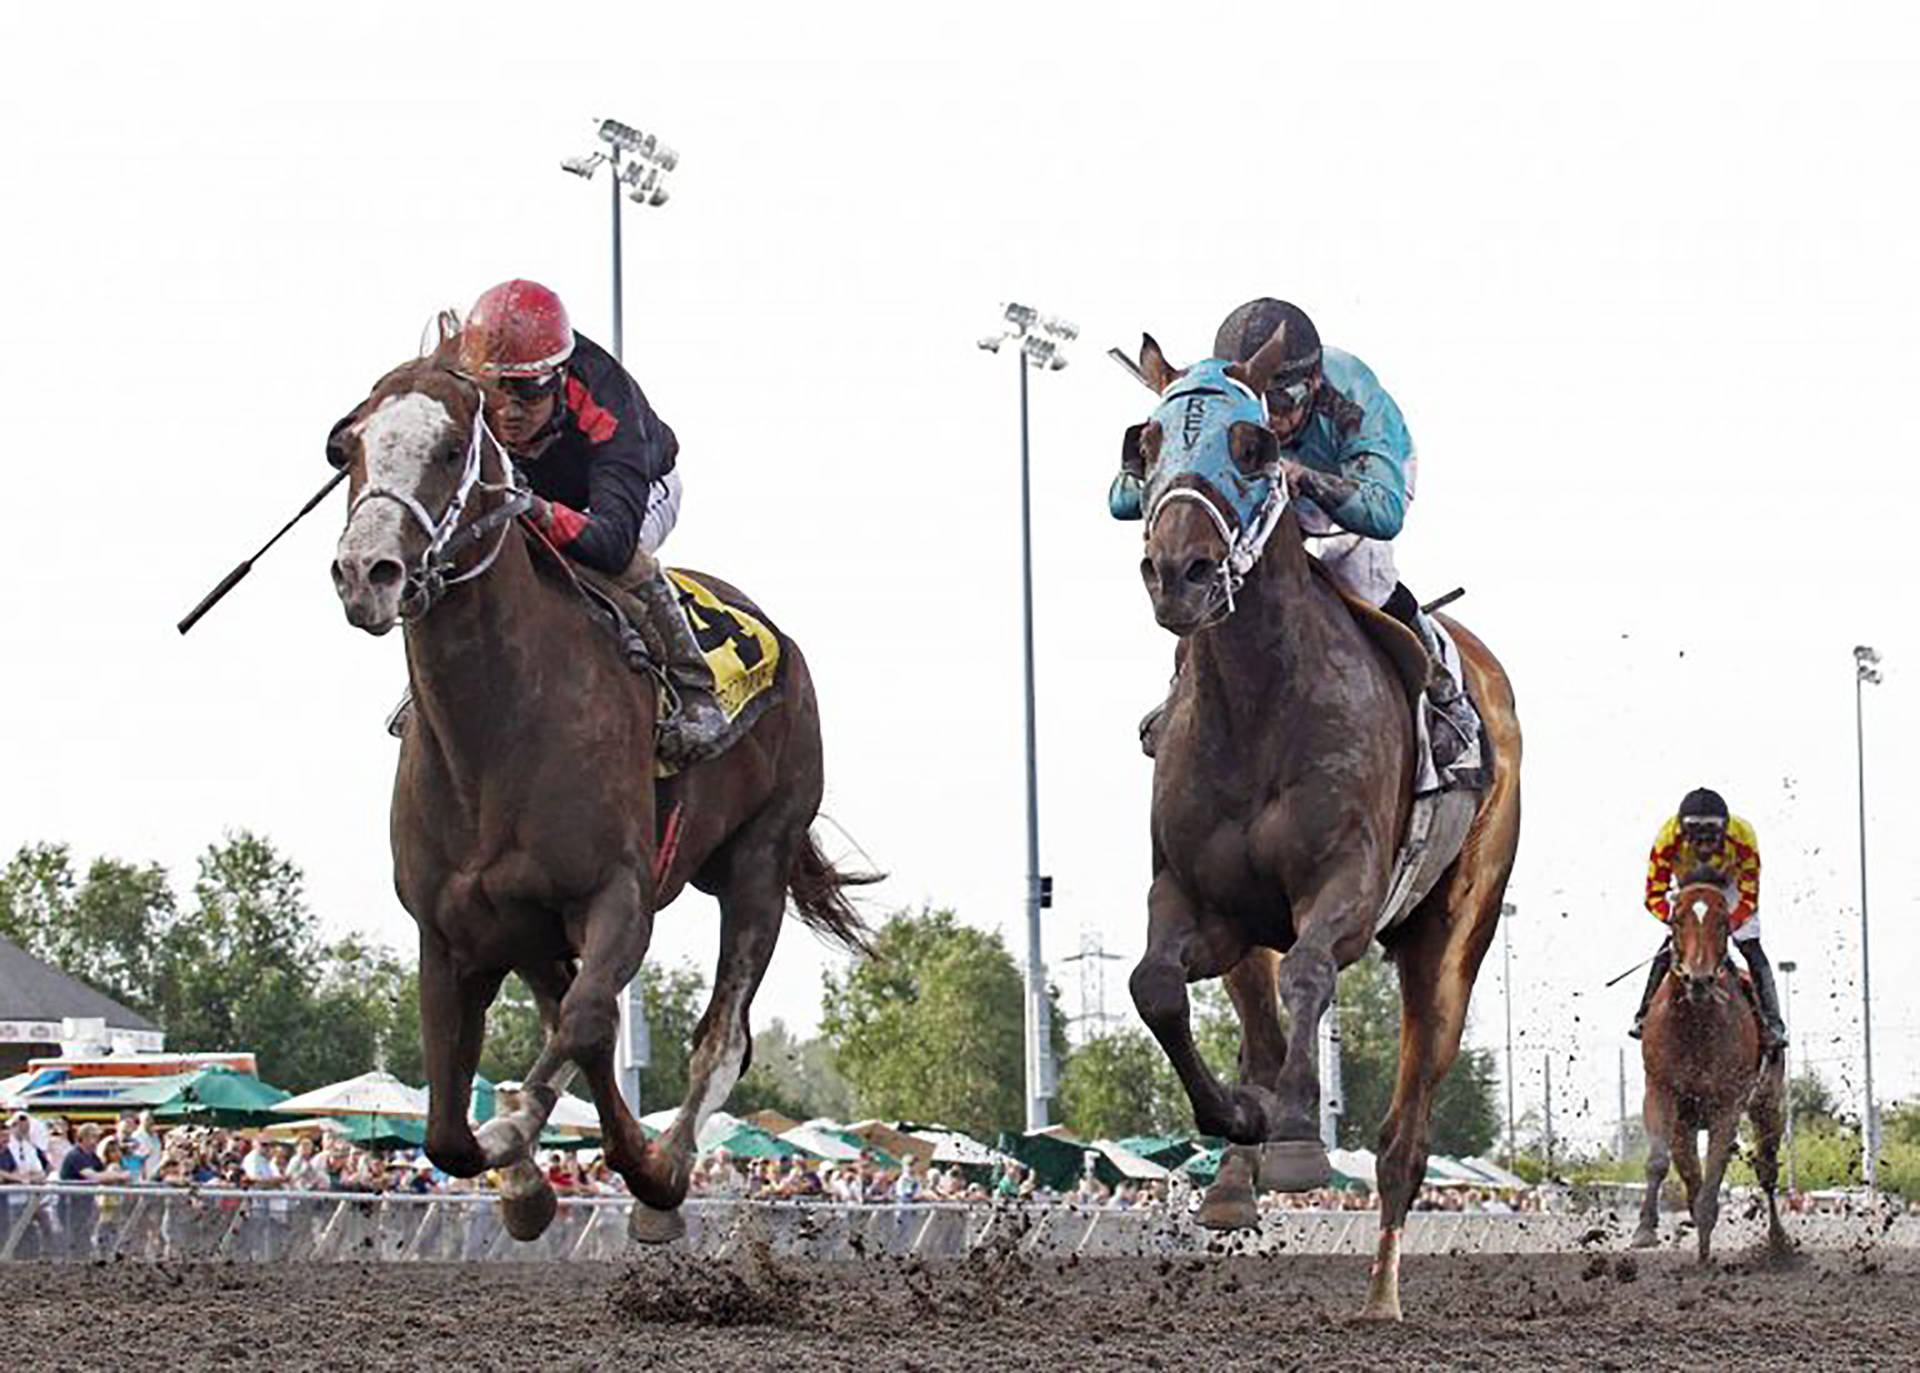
[457,279,575,378]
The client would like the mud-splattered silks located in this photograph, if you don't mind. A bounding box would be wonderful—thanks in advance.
[1140,359,1290,617]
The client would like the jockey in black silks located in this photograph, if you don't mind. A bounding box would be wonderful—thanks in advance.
[329,278,726,763]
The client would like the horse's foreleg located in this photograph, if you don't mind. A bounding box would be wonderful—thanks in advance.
[1129,875,1246,1140]
[1223,948,1288,1095]
[545,869,658,1196]
[471,961,581,1170]
[417,932,504,1179]
[1695,1116,1739,1264]
[1266,892,1375,1193]
[1634,1089,1674,1248]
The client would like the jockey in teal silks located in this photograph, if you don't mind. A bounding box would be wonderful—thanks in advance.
[1112,298,1481,786]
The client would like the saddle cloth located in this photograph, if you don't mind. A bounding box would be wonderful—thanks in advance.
[563,554,785,775]
[663,570,782,722]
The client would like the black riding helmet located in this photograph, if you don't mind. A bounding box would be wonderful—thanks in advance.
[1214,298,1323,412]
[1678,787,1729,821]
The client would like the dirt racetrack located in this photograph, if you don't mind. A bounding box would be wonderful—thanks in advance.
[3,1245,1915,1372]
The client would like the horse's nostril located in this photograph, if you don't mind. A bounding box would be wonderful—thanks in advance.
[330,560,348,591]
[1140,557,1159,591]
[1183,558,1216,587]
[368,559,404,589]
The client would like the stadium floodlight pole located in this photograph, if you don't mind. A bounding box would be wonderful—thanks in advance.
[978,301,1076,1131]
[560,119,677,1116]
[1853,644,1882,1191]
[560,116,678,362]
[1779,959,1798,1195]
[1500,901,1517,1167]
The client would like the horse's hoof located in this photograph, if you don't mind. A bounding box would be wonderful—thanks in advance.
[628,1203,687,1246]
[497,1172,558,1242]
[1358,1296,1404,1322]
[1256,1140,1331,1193]
[1630,1228,1658,1250]
[1195,1189,1260,1232]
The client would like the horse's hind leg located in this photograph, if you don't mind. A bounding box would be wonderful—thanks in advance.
[1364,873,1503,1321]
[1749,1059,1789,1254]
[1634,1090,1675,1248]
[631,831,791,1241]
[1670,1121,1705,1253]
[418,930,505,1179]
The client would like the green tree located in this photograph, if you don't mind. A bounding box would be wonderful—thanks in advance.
[0,844,174,1016]
[820,907,1027,1139]
[728,1019,855,1121]
[1057,1027,1190,1138]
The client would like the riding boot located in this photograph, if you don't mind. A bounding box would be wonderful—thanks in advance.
[1629,942,1672,1039]
[632,570,730,766]
[1739,938,1789,1051]
[1406,605,1482,775]
[385,687,414,739]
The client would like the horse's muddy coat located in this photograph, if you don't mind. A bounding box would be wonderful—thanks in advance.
[12,1248,1917,1370]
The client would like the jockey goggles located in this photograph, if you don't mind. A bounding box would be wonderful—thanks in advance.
[497,370,564,404]
[1680,818,1727,844]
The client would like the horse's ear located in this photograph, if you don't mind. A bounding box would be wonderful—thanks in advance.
[1139,333,1180,393]
[1228,421,1277,476]
[1236,320,1291,394]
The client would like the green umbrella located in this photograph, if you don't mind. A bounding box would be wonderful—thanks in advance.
[151,1067,292,1127]
[335,1114,429,1150]
[704,1123,807,1159]
[1117,1135,1207,1169]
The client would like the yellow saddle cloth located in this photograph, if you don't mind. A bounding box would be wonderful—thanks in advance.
[665,569,783,722]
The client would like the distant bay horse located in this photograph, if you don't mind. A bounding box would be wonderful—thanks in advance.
[1633,871,1787,1261]
[327,341,872,1243]
[1119,332,1522,1319]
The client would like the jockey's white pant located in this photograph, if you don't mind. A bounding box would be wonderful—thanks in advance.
[1296,497,1399,607]
[639,469,683,555]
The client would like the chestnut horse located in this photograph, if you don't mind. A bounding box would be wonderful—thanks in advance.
[1120,333,1521,1319]
[1633,872,1787,1261]
[327,344,872,1244]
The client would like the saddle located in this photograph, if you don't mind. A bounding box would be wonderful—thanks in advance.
[521,526,785,775]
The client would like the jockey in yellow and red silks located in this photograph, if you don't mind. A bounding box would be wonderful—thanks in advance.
[1630,786,1786,1049]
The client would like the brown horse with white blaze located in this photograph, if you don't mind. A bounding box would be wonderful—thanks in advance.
[1120,332,1521,1319]
[327,340,872,1244]
[1633,872,1787,1261]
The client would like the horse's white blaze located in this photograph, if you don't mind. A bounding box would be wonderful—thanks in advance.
[339,392,454,560]
[1692,899,1709,922]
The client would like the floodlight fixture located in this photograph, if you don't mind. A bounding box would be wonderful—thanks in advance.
[561,153,607,179]
[1040,315,1079,341]
[598,118,679,170]
[1003,302,1040,330]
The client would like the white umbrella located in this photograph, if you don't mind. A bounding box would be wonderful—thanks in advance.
[271,1070,429,1119]
[779,1121,863,1161]
[1091,1139,1170,1180]
[546,1092,602,1135]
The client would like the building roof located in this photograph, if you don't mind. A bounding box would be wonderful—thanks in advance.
[0,933,161,1033]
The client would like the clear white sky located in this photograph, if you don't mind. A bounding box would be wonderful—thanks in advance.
[5,2,1916,1149]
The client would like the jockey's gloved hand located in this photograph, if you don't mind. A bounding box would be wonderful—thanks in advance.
[1109,471,1144,520]
[526,495,554,532]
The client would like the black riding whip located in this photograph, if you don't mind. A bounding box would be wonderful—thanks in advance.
[177,468,347,635]
[1605,952,1657,988]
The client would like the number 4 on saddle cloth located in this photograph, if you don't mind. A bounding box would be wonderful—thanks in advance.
[656,569,783,763]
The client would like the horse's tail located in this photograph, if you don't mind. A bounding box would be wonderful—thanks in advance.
[787,828,882,955]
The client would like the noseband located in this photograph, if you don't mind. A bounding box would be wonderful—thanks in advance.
[347,375,533,619]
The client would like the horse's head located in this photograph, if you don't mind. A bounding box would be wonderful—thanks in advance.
[327,348,525,634]
[1126,328,1296,634]
[1668,868,1733,1003]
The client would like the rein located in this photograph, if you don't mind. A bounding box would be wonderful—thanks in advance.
[347,378,533,619]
